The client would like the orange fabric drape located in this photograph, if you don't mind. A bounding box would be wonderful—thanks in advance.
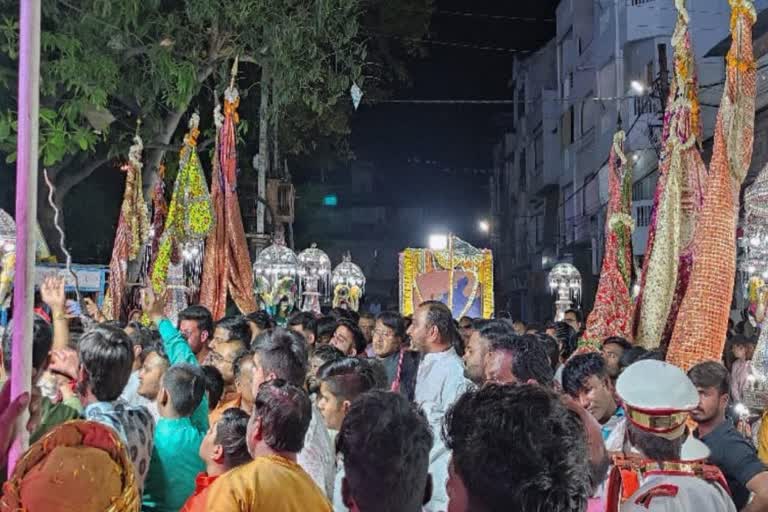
[666,0,757,371]
[199,93,257,319]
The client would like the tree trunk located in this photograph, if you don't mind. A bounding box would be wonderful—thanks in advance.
[257,63,270,234]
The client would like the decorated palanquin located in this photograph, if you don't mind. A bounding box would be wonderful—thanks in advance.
[633,0,708,352]
[252,232,299,326]
[332,254,366,312]
[399,236,493,319]
[581,130,634,351]
[666,0,757,371]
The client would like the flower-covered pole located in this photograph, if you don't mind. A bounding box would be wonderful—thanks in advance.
[10,0,41,472]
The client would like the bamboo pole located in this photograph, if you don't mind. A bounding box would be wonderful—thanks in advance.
[9,0,41,472]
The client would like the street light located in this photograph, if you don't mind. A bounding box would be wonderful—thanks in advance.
[630,80,647,95]
[478,219,490,233]
[429,234,448,250]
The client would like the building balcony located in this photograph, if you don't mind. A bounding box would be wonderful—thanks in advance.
[632,199,654,255]
[626,0,674,43]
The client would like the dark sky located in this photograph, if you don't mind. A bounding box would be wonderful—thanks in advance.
[351,0,559,169]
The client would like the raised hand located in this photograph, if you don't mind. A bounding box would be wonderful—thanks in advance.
[141,288,167,324]
[40,276,66,313]
[48,348,80,381]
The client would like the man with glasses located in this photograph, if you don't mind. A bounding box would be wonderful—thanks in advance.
[206,317,250,424]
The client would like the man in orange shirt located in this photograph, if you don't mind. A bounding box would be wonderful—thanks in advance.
[205,379,331,511]
[181,408,252,512]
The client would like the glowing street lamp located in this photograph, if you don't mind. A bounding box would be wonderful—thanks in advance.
[478,219,490,233]
[429,234,448,250]
[630,80,647,95]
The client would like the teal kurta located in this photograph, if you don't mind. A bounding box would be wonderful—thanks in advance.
[142,318,210,511]
[142,416,206,512]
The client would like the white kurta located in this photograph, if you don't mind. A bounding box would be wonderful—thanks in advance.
[414,347,471,512]
[621,474,736,512]
[298,404,336,498]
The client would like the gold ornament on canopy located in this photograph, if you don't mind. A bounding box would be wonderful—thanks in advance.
[399,236,493,319]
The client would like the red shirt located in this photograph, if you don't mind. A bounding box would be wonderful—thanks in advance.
[180,472,219,512]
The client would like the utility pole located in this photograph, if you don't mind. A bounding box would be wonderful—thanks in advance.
[10,0,41,472]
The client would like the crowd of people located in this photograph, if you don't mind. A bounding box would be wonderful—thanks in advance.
[0,277,767,511]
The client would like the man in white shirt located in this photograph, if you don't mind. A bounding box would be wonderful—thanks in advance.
[407,301,470,512]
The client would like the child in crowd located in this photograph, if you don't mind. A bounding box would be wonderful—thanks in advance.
[142,364,207,512]
[181,408,252,512]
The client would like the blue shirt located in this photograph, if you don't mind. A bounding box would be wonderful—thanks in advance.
[142,417,206,512]
[601,407,625,441]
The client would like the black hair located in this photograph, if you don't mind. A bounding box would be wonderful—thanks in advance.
[619,346,649,370]
[232,350,253,380]
[140,340,170,365]
[476,319,515,344]
[628,423,684,464]
[331,307,356,322]
[688,361,730,396]
[177,305,214,337]
[253,379,312,452]
[602,336,632,352]
[489,333,555,387]
[731,335,756,349]
[337,391,433,512]
[126,323,156,353]
[526,322,543,333]
[317,357,377,403]
[375,311,406,340]
[316,316,338,340]
[163,363,206,417]
[246,310,276,331]
[202,365,225,411]
[252,328,309,387]
[312,344,346,365]
[215,316,252,345]
[420,301,460,345]
[335,319,367,354]
[215,408,253,469]
[78,324,134,402]
[553,321,577,360]
[359,311,375,321]
[287,311,317,340]
[443,384,590,511]
[2,316,53,373]
[539,334,561,371]
[564,309,584,325]
[562,353,608,398]
[637,350,664,362]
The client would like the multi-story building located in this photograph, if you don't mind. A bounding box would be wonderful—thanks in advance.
[493,0,762,321]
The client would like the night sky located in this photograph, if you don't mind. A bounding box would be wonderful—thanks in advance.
[352,0,558,168]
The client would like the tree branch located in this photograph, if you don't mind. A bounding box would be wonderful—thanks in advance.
[55,156,112,200]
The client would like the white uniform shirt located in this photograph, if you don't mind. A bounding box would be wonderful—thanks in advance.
[414,347,471,512]
[621,473,737,512]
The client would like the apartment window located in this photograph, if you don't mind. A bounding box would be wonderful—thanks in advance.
[577,37,583,55]
[518,84,526,119]
[519,149,527,191]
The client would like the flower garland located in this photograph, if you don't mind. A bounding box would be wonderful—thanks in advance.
[151,113,214,294]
